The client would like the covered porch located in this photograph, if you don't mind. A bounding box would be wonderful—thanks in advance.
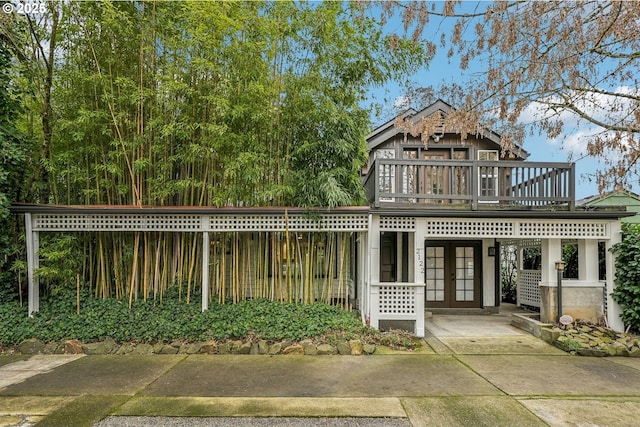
[366,212,627,337]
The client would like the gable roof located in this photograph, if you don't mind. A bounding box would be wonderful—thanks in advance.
[578,189,640,206]
[578,189,640,223]
[367,99,529,159]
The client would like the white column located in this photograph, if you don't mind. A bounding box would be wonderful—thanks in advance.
[201,216,211,312]
[201,232,210,312]
[414,218,426,337]
[407,232,415,282]
[516,243,523,307]
[358,231,367,320]
[368,214,380,329]
[541,238,562,285]
[579,239,599,283]
[482,238,496,307]
[540,238,562,323]
[25,213,40,316]
[606,221,624,331]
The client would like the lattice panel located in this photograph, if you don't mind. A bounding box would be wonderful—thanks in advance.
[32,213,369,232]
[33,214,202,231]
[378,285,416,315]
[518,269,541,308]
[425,220,514,237]
[208,214,368,232]
[518,222,607,239]
[380,217,416,231]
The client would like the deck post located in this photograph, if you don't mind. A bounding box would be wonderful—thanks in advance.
[25,213,40,316]
[471,162,479,210]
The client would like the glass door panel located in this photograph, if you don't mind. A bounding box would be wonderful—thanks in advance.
[425,241,481,308]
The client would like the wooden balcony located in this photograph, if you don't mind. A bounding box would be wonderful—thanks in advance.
[363,159,575,210]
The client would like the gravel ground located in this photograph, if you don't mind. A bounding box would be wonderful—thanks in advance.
[93,417,412,427]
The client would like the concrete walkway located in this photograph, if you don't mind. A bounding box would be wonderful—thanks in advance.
[1,310,639,427]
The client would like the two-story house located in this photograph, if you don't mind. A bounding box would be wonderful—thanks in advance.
[13,100,631,337]
[359,100,630,336]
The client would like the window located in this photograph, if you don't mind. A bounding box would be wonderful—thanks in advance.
[478,150,499,200]
[375,149,395,202]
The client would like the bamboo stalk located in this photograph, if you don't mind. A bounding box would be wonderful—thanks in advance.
[285,210,291,303]
[153,236,161,302]
[143,232,149,302]
[76,274,81,315]
[129,231,140,310]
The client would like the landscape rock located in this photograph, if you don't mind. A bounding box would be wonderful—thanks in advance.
[158,344,179,354]
[363,344,377,355]
[17,338,45,355]
[268,342,282,355]
[64,339,84,354]
[577,348,607,357]
[82,339,118,355]
[316,344,336,355]
[179,343,202,354]
[258,340,269,355]
[44,341,64,354]
[303,343,318,355]
[337,341,352,355]
[552,321,640,357]
[199,341,218,354]
[131,343,154,355]
[349,340,363,355]
[283,344,304,355]
[217,342,230,354]
[250,343,260,355]
[237,341,252,354]
[116,343,135,355]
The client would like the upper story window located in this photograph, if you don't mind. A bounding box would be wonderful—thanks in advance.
[478,150,499,200]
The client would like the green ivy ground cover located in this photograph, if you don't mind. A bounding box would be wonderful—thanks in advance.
[0,289,416,349]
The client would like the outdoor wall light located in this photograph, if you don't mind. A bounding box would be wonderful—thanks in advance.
[487,246,496,257]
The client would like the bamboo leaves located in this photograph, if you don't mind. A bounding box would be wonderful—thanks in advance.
[9,0,426,302]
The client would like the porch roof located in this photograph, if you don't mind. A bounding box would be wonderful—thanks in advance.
[11,203,631,221]
[9,203,370,215]
[372,206,633,220]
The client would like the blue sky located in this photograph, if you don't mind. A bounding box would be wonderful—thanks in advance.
[363,2,639,201]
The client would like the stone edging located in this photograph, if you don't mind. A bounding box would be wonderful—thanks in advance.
[543,323,640,357]
[13,338,377,356]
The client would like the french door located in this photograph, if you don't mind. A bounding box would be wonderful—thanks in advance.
[425,241,481,308]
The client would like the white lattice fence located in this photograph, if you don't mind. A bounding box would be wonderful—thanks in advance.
[415,218,610,239]
[377,285,417,316]
[379,217,416,232]
[518,269,542,308]
[424,220,515,238]
[209,214,368,232]
[31,213,369,232]
[518,222,607,238]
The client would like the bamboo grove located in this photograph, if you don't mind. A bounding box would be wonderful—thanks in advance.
[2,1,426,304]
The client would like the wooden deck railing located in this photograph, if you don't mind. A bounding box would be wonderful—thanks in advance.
[363,159,575,210]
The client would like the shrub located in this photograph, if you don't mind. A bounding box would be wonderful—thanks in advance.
[611,223,640,334]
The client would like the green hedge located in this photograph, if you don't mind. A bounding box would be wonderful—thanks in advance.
[611,223,640,334]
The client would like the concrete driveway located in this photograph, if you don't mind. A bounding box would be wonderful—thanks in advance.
[423,304,566,355]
